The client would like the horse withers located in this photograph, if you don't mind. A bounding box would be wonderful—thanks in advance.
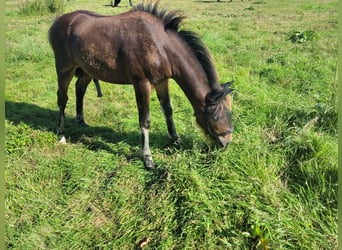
[49,3,234,169]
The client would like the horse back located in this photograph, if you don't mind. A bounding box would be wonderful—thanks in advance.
[49,10,173,84]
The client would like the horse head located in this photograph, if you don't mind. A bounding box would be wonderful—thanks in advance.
[197,81,234,147]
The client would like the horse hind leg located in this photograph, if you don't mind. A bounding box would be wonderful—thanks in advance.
[155,80,179,145]
[75,68,92,126]
[56,68,75,143]
[93,78,103,97]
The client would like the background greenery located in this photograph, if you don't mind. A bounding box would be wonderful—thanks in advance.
[5,0,337,249]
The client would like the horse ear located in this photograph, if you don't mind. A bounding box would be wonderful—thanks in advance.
[222,80,234,89]
[206,89,226,105]
[221,80,234,95]
[206,81,234,104]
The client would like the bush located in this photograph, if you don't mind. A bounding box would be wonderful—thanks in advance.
[288,30,317,43]
[46,0,64,13]
[18,0,64,15]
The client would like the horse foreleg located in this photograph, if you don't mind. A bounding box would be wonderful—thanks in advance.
[156,80,179,145]
[75,74,92,126]
[134,80,155,169]
[93,79,103,97]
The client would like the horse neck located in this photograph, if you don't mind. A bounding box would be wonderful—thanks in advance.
[171,52,217,115]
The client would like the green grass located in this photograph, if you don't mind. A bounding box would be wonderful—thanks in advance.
[5,0,337,249]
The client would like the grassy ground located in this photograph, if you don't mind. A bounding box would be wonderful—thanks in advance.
[5,0,337,249]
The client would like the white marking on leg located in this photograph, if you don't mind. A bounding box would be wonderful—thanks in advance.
[141,127,155,169]
[142,127,151,158]
[59,135,66,144]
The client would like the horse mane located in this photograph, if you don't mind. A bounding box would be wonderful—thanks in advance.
[132,3,219,88]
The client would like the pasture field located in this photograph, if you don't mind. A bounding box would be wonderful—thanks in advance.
[5,0,337,249]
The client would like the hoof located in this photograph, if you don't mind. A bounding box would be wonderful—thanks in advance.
[76,118,87,127]
[172,137,181,148]
[173,137,181,144]
[79,121,87,127]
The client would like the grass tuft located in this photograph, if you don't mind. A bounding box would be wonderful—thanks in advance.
[18,0,64,15]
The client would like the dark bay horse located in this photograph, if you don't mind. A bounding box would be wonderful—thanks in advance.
[49,3,234,169]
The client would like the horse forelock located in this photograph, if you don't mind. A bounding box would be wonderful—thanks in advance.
[132,3,218,88]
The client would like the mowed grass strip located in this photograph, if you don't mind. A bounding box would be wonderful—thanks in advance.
[5,0,337,249]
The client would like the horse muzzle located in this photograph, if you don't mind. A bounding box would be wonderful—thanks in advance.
[217,133,233,148]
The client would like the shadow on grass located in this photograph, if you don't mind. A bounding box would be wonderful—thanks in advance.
[5,101,138,145]
[5,101,198,153]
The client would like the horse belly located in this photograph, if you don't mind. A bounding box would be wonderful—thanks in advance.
[76,43,170,85]
[74,39,131,84]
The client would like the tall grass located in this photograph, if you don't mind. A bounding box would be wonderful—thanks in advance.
[5,0,337,249]
[18,0,64,15]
